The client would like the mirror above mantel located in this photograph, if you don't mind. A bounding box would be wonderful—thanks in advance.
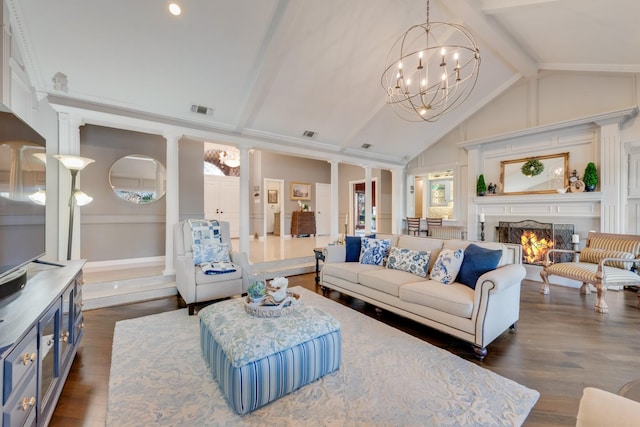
[500,153,569,195]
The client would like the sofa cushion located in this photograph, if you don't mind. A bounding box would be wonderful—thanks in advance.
[386,247,431,278]
[456,243,503,289]
[580,247,635,270]
[345,236,362,262]
[322,262,382,284]
[345,234,376,262]
[546,262,640,285]
[429,248,464,285]
[589,236,640,257]
[360,238,391,266]
[192,242,230,265]
[443,240,508,266]
[359,268,423,297]
[396,236,444,272]
[399,281,475,318]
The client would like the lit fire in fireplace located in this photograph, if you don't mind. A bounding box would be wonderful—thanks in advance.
[521,230,554,264]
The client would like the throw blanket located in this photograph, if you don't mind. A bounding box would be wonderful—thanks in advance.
[188,219,222,246]
[199,261,237,275]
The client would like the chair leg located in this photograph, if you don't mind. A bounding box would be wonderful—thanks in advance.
[188,303,195,316]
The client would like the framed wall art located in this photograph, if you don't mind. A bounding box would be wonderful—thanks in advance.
[267,189,278,204]
[290,182,311,200]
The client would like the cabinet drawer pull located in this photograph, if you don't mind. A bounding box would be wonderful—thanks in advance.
[21,396,36,411]
[60,330,70,342]
[22,352,35,365]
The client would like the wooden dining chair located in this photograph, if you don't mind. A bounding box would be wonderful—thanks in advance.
[406,217,422,236]
[425,217,443,236]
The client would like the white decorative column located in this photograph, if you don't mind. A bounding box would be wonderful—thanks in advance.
[364,166,372,234]
[163,132,180,275]
[239,147,250,254]
[466,146,481,240]
[329,160,340,240]
[57,112,84,260]
[1,2,9,104]
[391,167,404,234]
[597,120,624,233]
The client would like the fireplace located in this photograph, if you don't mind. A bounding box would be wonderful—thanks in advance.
[497,220,574,265]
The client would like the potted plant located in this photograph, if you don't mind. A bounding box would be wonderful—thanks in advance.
[583,162,598,191]
[247,279,266,303]
[477,174,487,196]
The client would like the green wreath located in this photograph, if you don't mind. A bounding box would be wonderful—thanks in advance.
[521,159,544,177]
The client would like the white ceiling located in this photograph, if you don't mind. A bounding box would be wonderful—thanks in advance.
[8,0,640,167]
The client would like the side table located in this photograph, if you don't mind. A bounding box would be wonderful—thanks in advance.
[313,248,325,284]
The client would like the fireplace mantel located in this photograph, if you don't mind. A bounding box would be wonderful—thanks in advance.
[475,192,601,218]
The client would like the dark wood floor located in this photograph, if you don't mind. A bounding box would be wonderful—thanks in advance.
[50,275,640,427]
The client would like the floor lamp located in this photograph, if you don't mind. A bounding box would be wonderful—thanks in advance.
[55,155,95,260]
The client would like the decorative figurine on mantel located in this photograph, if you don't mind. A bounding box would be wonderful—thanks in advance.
[487,182,497,195]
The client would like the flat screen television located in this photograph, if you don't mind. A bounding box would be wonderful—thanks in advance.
[0,104,47,297]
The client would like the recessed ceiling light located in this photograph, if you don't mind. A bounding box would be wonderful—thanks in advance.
[169,3,181,16]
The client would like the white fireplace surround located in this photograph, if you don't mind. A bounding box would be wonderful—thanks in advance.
[460,106,639,239]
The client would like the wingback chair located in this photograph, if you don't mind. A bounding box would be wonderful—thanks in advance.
[174,219,249,315]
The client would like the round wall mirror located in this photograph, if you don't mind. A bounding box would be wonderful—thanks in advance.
[109,154,166,204]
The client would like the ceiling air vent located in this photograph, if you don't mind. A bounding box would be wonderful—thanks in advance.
[302,130,317,138]
[361,143,371,149]
[191,104,214,116]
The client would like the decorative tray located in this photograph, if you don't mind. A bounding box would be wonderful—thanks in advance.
[243,291,301,318]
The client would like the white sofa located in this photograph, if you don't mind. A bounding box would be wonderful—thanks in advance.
[576,387,640,427]
[321,234,525,359]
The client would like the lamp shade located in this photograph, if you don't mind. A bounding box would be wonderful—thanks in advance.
[74,191,93,206]
[28,189,47,205]
[54,154,95,171]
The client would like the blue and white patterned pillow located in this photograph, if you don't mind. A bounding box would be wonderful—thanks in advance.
[429,248,464,284]
[188,219,222,246]
[192,242,230,265]
[386,247,431,278]
[359,238,391,266]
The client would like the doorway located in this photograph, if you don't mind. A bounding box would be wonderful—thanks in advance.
[349,179,377,234]
[263,178,284,239]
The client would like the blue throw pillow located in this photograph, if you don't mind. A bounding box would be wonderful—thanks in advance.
[360,238,391,266]
[456,243,503,289]
[345,236,362,262]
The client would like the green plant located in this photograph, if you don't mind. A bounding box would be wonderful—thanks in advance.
[248,281,266,299]
[583,162,598,188]
[476,174,487,195]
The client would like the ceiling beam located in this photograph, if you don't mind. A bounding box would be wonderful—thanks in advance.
[482,0,560,15]
[439,0,538,78]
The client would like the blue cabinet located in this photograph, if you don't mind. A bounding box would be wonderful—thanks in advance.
[1,261,85,427]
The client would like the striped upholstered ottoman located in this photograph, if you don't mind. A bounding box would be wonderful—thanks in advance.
[199,296,342,415]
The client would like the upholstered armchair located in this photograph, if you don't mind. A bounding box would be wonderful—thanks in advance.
[174,219,249,315]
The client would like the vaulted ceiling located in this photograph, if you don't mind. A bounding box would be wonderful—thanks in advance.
[8,0,640,167]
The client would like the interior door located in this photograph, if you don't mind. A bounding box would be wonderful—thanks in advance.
[204,175,240,238]
[315,183,331,235]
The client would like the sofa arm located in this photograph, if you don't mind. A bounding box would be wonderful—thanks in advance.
[576,387,640,427]
[323,245,346,263]
[543,248,580,266]
[476,264,526,294]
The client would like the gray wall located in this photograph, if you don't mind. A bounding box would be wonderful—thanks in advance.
[253,151,331,235]
[80,125,203,262]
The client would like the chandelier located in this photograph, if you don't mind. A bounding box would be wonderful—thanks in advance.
[381,0,481,122]
[219,147,240,168]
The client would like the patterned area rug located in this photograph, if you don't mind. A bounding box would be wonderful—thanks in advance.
[107,287,539,426]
